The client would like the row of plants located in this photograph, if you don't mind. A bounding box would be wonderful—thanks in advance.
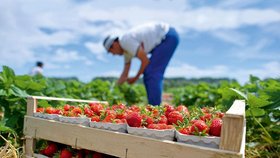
[0,65,279,157]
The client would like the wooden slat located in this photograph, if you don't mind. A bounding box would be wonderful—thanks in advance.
[24,116,243,158]
[29,96,108,104]
[219,100,246,153]
[25,97,37,157]
[27,97,37,116]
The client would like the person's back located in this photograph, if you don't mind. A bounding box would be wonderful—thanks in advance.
[30,61,44,76]
[120,22,169,56]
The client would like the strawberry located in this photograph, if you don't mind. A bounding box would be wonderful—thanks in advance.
[158,115,168,124]
[200,113,212,121]
[53,109,62,115]
[176,105,189,116]
[126,112,142,127]
[89,103,104,115]
[60,148,72,158]
[76,150,84,158]
[102,110,117,122]
[209,118,222,136]
[190,120,209,135]
[129,105,140,112]
[43,142,57,157]
[147,123,174,130]
[63,104,71,111]
[215,112,225,118]
[91,115,100,122]
[112,103,126,111]
[36,107,45,113]
[115,109,127,119]
[71,107,82,116]
[84,107,94,117]
[178,127,191,135]
[141,114,154,127]
[45,107,55,114]
[93,152,103,158]
[167,111,183,125]
[164,104,175,117]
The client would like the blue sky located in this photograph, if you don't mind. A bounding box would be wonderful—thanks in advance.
[0,0,279,84]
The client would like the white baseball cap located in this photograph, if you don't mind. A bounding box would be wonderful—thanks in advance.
[103,35,118,52]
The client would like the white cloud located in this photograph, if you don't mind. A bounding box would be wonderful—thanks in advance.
[218,0,263,9]
[45,49,93,69]
[166,64,229,78]
[211,30,248,46]
[0,0,279,82]
[232,39,280,61]
[165,62,280,84]
[84,42,107,61]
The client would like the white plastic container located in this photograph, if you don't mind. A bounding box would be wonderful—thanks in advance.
[127,126,175,141]
[58,116,90,126]
[175,130,220,148]
[90,122,127,133]
[33,112,59,121]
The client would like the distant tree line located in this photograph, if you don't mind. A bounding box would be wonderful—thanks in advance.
[92,76,237,90]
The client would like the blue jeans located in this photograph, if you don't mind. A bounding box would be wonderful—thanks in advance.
[143,27,179,105]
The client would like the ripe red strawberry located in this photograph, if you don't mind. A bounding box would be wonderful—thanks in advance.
[92,152,103,158]
[45,107,55,114]
[190,120,209,135]
[178,127,191,135]
[43,142,57,157]
[63,104,71,111]
[129,105,140,112]
[158,115,168,124]
[102,110,117,123]
[209,118,222,136]
[84,107,94,117]
[36,107,45,113]
[126,112,142,127]
[167,111,183,125]
[200,113,212,121]
[116,109,127,119]
[89,103,104,115]
[201,107,210,113]
[53,109,62,115]
[112,103,126,111]
[176,105,189,116]
[216,112,225,118]
[142,115,154,127]
[164,104,175,117]
[76,150,84,158]
[91,115,100,122]
[71,107,82,116]
[60,148,72,158]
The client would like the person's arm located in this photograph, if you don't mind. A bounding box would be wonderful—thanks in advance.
[127,45,150,84]
[118,61,131,85]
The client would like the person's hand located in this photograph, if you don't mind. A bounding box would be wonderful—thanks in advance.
[127,77,138,84]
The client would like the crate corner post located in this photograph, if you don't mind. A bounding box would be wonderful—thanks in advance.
[24,96,38,157]
[219,100,246,157]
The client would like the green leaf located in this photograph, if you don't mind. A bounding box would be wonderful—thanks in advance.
[10,85,28,97]
[247,93,271,108]
[246,108,266,117]
[249,75,260,83]
[3,65,15,81]
[269,125,280,133]
[0,89,7,96]
[27,82,45,91]
[0,124,15,133]
[38,100,49,107]
[230,88,247,100]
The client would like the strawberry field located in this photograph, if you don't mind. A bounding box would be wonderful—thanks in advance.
[0,65,279,158]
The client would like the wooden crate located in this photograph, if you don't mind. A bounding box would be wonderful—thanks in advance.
[23,96,246,158]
